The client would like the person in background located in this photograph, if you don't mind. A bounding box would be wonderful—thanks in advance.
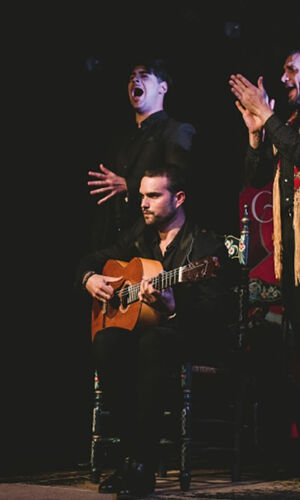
[87,57,197,249]
[229,48,300,338]
[229,48,300,471]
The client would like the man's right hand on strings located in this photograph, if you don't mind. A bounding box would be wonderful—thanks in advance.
[85,274,122,303]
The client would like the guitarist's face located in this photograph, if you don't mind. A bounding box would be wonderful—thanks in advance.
[140,175,183,229]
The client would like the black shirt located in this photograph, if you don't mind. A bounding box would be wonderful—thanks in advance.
[244,110,300,214]
[91,111,196,249]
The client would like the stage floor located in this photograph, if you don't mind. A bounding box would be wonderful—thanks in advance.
[1,462,300,500]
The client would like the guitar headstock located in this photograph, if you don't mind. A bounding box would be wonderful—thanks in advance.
[181,256,220,282]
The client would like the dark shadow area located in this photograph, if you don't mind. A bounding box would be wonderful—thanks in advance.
[3,0,300,477]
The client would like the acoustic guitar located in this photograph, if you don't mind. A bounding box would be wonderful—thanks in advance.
[91,256,219,340]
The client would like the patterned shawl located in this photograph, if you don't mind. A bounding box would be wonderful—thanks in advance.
[272,110,300,286]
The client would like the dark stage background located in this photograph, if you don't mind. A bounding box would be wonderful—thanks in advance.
[2,1,300,475]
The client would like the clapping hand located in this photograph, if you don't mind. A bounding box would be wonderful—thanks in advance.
[229,74,275,131]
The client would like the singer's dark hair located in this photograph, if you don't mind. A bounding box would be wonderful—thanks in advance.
[129,57,173,87]
[287,48,300,56]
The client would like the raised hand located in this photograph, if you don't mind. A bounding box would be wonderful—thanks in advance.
[229,74,274,129]
[88,163,128,205]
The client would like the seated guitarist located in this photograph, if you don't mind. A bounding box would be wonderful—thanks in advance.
[75,164,236,499]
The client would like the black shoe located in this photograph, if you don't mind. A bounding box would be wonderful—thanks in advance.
[118,460,156,499]
[98,470,125,494]
[99,458,131,494]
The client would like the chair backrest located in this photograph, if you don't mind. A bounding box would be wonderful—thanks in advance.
[224,203,250,348]
[225,204,282,338]
[224,203,250,267]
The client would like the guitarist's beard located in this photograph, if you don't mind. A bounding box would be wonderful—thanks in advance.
[142,207,177,229]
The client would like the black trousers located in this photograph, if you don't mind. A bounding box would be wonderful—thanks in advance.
[92,325,184,467]
[281,212,300,339]
[281,212,300,441]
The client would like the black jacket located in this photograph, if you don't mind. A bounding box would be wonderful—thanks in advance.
[76,217,236,357]
[244,111,300,214]
[91,111,196,249]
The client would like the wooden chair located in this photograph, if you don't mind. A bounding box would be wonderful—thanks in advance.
[179,204,252,490]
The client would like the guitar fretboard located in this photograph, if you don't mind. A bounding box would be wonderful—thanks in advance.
[114,260,210,306]
[129,267,182,304]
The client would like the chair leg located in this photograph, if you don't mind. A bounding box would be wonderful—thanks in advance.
[157,456,168,477]
[90,436,101,483]
[231,375,246,482]
[90,370,102,483]
[180,362,192,491]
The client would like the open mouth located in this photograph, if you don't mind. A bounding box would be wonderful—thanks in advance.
[133,87,144,97]
[286,85,296,97]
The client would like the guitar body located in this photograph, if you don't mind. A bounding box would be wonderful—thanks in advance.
[91,258,163,340]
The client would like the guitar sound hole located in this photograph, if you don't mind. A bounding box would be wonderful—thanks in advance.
[110,294,121,310]
[120,286,129,308]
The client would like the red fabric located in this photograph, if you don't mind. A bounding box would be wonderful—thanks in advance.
[239,181,276,283]
[239,181,283,319]
[290,421,299,439]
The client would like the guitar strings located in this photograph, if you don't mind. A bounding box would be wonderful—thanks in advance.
[113,271,179,299]
[112,261,208,300]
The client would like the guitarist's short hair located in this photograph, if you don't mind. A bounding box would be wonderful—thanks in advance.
[143,164,187,195]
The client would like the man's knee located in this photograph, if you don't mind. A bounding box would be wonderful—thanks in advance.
[93,327,135,365]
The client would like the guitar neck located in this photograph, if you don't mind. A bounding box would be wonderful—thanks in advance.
[125,266,183,306]
[113,257,215,307]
